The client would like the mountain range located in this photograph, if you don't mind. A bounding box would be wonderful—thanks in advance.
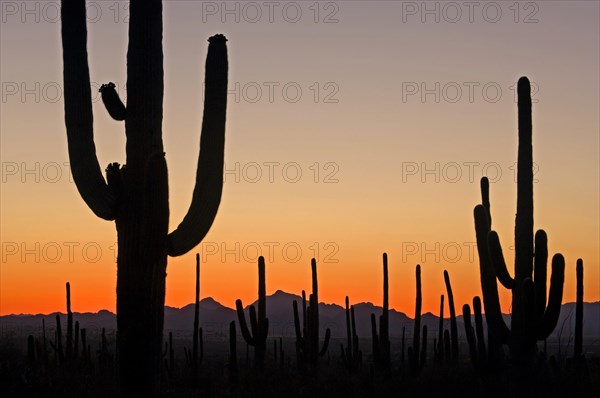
[2,290,598,342]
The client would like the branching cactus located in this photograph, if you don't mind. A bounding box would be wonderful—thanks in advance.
[236,256,269,368]
[473,77,565,362]
[293,259,331,368]
[61,0,227,394]
[370,253,390,371]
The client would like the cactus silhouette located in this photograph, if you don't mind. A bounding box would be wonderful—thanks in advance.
[341,296,362,371]
[463,297,490,371]
[293,259,331,368]
[408,264,427,373]
[472,297,486,363]
[192,254,201,371]
[473,77,565,363]
[370,253,390,371]
[436,294,444,362]
[443,270,458,360]
[574,259,584,359]
[228,321,238,379]
[65,282,73,360]
[236,256,269,368]
[60,0,227,393]
[462,304,478,367]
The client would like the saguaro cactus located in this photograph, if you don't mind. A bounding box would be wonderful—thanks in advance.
[341,296,361,371]
[60,0,227,394]
[443,270,458,360]
[574,259,584,359]
[236,256,269,367]
[408,264,426,373]
[473,77,565,362]
[192,254,201,371]
[65,282,73,360]
[293,259,331,368]
[371,253,390,370]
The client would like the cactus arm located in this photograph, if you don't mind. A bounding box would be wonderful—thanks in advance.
[61,0,116,220]
[487,231,515,289]
[99,83,126,121]
[474,204,510,342]
[249,305,258,341]
[167,35,228,257]
[480,177,492,227]
[533,230,548,321]
[235,300,254,346]
[538,254,565,340]
[319,328,331,356]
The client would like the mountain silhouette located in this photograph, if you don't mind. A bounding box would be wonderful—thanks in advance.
[2,291,598,341]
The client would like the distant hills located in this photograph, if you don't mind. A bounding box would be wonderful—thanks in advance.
[2,290,598,342]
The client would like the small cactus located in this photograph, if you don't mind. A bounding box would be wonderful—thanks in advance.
[409,264,427,374]
[443,270,458,360]
[574,259,584,359]
[293,259,331,368]
[236,256,269,368]
[192,253,201,371]
[341,296,362,371]
[228,321,238,378]
[371,253,390,371]
[65,282,73,360]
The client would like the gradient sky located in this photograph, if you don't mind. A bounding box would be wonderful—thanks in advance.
[1,1,598,317]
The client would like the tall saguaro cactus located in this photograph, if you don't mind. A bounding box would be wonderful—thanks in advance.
[473,77,565,362]
[60,0,227,394]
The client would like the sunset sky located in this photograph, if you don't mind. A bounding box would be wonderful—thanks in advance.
[1,1,598,318]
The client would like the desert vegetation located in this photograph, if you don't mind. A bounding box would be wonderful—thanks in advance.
[0,0,596,397]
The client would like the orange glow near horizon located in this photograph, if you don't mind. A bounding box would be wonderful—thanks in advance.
[1,2,599,318]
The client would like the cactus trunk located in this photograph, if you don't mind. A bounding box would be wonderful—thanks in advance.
[61,0,227,394]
